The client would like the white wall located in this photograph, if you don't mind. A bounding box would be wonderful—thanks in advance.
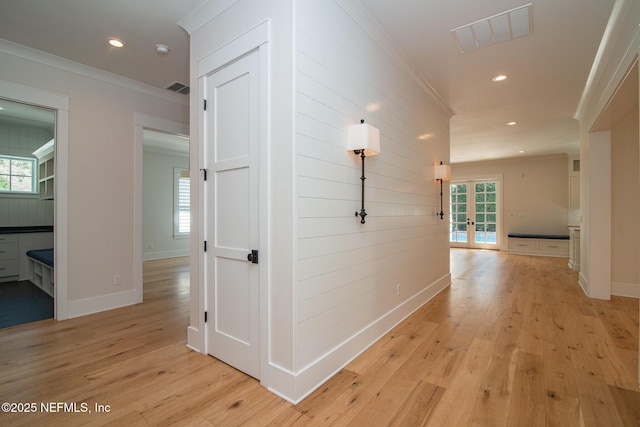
[143,148,189,260]
[575,0,640,299]
[452,154,569,248]
[611,103,639,296]
[295,0,451,376]
[0,40,188,314]
[0,121,54,226]
[183,0,452,403]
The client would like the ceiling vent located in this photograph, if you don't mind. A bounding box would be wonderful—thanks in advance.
[451,3,533,54]
[165,81,190,95]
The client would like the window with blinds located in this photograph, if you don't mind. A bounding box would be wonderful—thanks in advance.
[174,168,190,237]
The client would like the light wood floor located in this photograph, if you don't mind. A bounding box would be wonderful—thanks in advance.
[0,251,638,426]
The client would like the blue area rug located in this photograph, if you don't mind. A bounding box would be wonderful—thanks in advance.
[0,280,53,329]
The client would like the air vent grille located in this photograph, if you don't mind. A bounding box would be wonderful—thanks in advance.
[451,3,533,54]
[165,81,190,95]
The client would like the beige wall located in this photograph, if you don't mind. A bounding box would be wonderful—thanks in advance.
[611,103,640,289]
[0,44,188,307]
[452,154,569,249]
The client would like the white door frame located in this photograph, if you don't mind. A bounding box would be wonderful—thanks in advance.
[196,20,270,381]
[0,80,69,319]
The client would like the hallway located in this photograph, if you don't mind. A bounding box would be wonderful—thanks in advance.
[0,251,638,425]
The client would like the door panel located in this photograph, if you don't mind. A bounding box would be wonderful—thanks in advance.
[450,183,468,246]
[205,50,260,379]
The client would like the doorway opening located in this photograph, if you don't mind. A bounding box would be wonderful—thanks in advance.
[0,98,55,329]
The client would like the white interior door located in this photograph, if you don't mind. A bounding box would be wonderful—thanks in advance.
[450,180,500,250]
[205,50,260,379]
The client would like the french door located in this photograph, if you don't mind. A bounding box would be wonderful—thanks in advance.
[450,180,500,249]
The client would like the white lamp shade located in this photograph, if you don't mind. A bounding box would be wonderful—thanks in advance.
[435,164,451,181]
[347,122,380,156]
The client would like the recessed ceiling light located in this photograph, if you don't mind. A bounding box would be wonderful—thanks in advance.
[492,75,507,82]
[519,150,526,153]
[108,38,124,48]
[506,121,517,126]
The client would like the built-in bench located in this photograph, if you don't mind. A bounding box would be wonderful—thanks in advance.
[27,248,54,297]
[507,233,569,257]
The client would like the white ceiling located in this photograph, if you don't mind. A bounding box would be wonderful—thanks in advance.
[0,0,616,163]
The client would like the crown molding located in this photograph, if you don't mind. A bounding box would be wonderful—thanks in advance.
[574,0,640,128]
[0,38,188,105]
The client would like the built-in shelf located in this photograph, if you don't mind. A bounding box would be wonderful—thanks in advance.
[33,139,54,200]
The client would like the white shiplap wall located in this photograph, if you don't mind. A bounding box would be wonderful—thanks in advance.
[0,121,54,226]
[296,0,451,370]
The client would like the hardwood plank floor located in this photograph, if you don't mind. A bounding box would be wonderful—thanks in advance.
[0,250,638,426]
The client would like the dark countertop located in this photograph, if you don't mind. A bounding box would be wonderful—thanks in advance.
[0,226,54,234]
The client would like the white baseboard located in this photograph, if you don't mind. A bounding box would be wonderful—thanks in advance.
[67,289,138,319]
[611,281,640,298]
[578,272,589,296]
[266,273,452,404]
[186,325,205,353]
[143,249,189,261]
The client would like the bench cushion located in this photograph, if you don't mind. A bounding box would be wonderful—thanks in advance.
[508,233,569,240]
[27,248,54,267]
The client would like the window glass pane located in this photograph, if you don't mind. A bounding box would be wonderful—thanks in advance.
[458,204,467,213]
[476,223,485,232]
[0,176,9,191]
[487,193,496,202]
[0,159,9,175]
[475,193,485,202]
[12,159,32,177]
[13,176,31,191]
[458,223,467,232]
[451,204,457,213]
[475,203,485,213]
[456,214,467,223]
[486,182,496,192]
[457,194,466,203]
[476,214,485,223]
[487,214,496,223]
[486,203,496,213]
[475,183,485,192]
[451,185,457,194]
[487,223,496,232]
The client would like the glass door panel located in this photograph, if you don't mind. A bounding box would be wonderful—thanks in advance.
[450,183,468,247]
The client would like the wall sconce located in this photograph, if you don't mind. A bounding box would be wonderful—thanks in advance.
[347,119,380,224]
[435,161,451,220]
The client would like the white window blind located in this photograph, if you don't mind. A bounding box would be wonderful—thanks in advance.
[174,168,190,236]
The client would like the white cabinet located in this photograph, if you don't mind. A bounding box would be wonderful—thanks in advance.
[508,237,569,257]
[33,139,54,200]
[0,234,19,281]
[568,227,580,271]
